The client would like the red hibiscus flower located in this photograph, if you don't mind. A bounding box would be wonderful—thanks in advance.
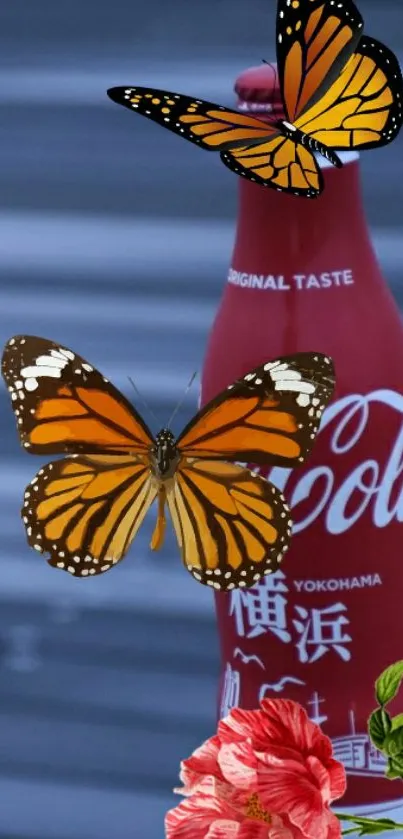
[165,698,346,839]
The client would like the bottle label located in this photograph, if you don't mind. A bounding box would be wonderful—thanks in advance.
[227,266,355,291]
[250,389,403,535]
[215,388,403,804]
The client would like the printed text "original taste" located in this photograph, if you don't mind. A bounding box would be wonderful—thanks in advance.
[228,269,354,290]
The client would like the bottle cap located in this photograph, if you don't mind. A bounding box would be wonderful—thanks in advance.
[234,63,285,121]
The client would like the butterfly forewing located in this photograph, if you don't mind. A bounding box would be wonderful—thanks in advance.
[1,335,154,455]
[296,36,403,149]
[176,352,335,467]
[107,86,279,152]
[23,454,157,576]
[166,459,292,591]
[276,0,364,122]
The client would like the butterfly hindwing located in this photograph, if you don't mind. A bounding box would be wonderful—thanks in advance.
[23,454,157,576]
[166,459,292,590]
[1,335,154,455]
[220,135,323,197]
[107,86,278,151]
[296,35,403,150]
[276,0,364,122]
[177,352,335,466]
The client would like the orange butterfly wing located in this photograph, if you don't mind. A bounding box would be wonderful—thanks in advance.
[176,352,335,466]
[22,454,157,576]
[166,352,334,590]
[166,459,292,590]
[107,86,280,151]
[296,36,403,150]
[276,0,364,122]
[1,335,154,455]
[220,135,323,197]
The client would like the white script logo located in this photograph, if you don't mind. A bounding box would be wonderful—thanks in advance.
[250,390,403,536]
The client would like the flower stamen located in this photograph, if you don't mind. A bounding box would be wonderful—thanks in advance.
[245,792,272,824]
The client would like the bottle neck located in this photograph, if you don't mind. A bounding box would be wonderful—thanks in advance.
[230,155,374,274]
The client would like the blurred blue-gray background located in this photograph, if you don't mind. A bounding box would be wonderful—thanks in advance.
[0,1,402,837]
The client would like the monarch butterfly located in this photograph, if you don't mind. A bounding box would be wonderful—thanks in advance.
[107,0,403,197]
[2,336,335,590]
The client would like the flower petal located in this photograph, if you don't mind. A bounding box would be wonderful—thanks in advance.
[206,820,242,839]
[238,821,272,839]
[179,735,225,794]
[260,700,333,761]
[165,793,240,839]
[256,754,329,839]
[219,708,268,748]
[268,813,312,839]
[218,741,258,790]
[326,759,347,801]
[326,812,343,839]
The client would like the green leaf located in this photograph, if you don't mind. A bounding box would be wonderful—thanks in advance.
[384,726,403,757]
[391,713,403,731]
[339,816,403,836]
[386,754,403,780]
[336,813,403,836]
[376,661,403,706]
[368,708,392,749]
[355,818,403,835]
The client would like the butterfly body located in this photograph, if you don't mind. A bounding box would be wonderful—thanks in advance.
[107,0,403,197]
[2,336,335,590]
[277,120,342,168]
[151,428,181,479]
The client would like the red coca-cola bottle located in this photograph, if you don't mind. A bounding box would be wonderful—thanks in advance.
[200,64,403,820]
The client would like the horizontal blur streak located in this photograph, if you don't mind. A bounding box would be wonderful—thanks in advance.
[0,0,402,836]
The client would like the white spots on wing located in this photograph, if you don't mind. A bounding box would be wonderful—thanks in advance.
[296,393,311,408]
[36,353,67,369]
[49,349,67,360]
[82,363,93,372]
[59,348,75,361]
[20,348,73,392]
[267,363,317,405]
[24,378,39,391]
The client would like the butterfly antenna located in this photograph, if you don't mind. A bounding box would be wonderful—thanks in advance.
[261,60,278,115]
[127,376,161,426]
[167,371,198,429]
